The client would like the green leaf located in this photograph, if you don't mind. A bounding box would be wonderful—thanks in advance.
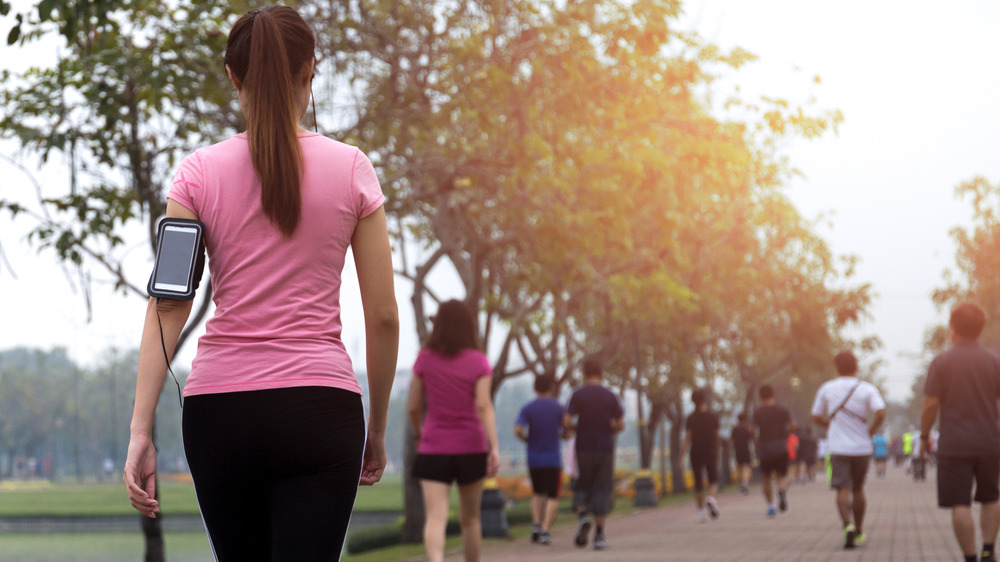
[6,15,21,45]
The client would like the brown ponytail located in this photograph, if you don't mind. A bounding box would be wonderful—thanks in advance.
[224,6,315,236]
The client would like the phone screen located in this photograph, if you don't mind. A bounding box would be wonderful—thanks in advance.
[153,225,199,292]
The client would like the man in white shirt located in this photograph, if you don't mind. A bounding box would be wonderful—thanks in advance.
[811,351,886,550]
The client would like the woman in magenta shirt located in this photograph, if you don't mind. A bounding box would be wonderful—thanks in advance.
[123,6,399,560]
[408,300,500,562]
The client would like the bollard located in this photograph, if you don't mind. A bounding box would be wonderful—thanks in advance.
[480,478,510,537]
[633,469,657,507]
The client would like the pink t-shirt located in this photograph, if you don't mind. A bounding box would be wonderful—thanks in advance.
[168,133,384,397]
[414,349,492,455]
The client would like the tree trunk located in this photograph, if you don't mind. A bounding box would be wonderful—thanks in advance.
[666,393,686,495]
[141,496,165,562]
[400,416,424,543]
[669,418,685,495]
[141,428,165,562]
[658,420,668,498]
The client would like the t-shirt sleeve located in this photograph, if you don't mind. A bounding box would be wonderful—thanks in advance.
[351,149,385,219]
[515,404,529,427]
[867,384,886,411]
[810,385,827,418]
[477,352,492,379]
[567,393,578,416]
[412,351,426,379]
[613,394,624,419]
[924,357,943,398]
[168,152,203,215]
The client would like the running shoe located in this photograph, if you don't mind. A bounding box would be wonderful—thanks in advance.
[575,516,592,548]
[766,504,777,518]
[531,523,541,543]
[697,509,707,523]
[706,496,720,519]
[981,549,997,562]
[843,523,857,549]
[778,490,788,512]
[854,533,867,547]
[539,531,552,546]
[740,483,750,495]
[593,531,608,550]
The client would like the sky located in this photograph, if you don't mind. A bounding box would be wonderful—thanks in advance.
[2,0,999,402]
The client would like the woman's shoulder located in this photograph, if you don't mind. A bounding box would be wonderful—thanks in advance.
[185,135,250,163]
[299,134,365,157]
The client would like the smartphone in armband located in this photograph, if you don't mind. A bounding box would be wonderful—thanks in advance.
[147,218,206,301]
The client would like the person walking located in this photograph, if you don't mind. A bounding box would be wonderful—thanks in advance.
[123,6,399,559]
[408,300,500,562]
[752,384,796,518]
[911,429,927,482]
[730,412,754,494]
[798,427,819,483]
[921,303,1000,562]
[811,350,886,550]
[902,428,915,473]
[564,356,624,550]
[683,388,721,522]
[872,432,889,478]
[515,372,566,545]
[787,430,800,483]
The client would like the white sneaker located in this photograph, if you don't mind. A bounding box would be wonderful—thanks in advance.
[706,496,719,519]
[697,509,707,523]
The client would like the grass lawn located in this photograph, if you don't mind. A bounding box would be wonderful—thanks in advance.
[0,478,406,517]
[0,531,214,562]
[0,482,201,517]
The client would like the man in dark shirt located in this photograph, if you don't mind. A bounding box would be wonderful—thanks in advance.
[752,384,796,518]
[684,387,721,522]
[730,412,753,494]
[921,303,1000,562]
[565,356,624,551]
[797,427,819,482]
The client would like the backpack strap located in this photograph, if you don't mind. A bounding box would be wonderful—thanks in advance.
[827,381,863,423]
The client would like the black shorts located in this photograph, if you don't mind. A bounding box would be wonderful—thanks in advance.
[735,449,752,466]
[529,467,562,499]
[574,449,614,516]
[937,455,1000,507]
[412,453,488,485]
[759,453,789,477]
[830,455,870,489]
[690,454,718,492]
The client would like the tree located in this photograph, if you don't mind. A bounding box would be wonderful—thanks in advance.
[303,0,865,522]
[932,177,1000,349]
[2,1,246,559]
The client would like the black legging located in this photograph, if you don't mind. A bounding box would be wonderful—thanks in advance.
[183,386,366,561]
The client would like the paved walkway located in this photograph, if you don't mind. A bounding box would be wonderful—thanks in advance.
[445,463,973,561]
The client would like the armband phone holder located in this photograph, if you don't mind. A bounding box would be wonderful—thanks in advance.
[147,217,206,301]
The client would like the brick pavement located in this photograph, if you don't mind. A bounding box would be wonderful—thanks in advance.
[443,463,976,561]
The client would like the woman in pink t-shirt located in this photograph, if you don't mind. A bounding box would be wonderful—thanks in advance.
[407,300,500,562]
[123,6,399,559]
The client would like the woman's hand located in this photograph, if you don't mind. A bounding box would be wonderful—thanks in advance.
[360,429,387,486]
[123,432,160,518]
[487,447,500,477]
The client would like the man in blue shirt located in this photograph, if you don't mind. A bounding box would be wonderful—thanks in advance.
[872,432,889,478]
[515,372,566,545]
[564,356,624,550]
